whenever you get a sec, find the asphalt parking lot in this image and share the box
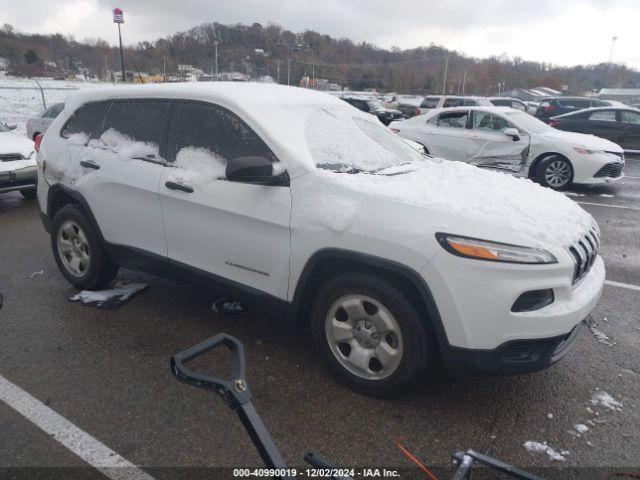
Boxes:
[1,160,639,479]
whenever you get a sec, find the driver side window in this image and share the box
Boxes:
[171,101,277,176]
[473,111,511,132]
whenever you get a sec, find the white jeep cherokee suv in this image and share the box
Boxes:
[36,83,605,395]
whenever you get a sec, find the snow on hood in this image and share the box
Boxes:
[316,158,595,249]
[0,132,35,158]
[538,129,622,152]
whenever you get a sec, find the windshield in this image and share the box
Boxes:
[306,108,425,173]
[505,111,552,134]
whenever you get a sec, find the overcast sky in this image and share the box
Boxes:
[2,0,639,69]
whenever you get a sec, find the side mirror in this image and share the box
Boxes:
[225,156,286,186]
[504,127,520,141]
[6,123,17,130]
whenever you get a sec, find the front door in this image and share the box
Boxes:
[466,110,530,172]
[159,100,291,299]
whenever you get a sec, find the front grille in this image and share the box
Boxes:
[594,159,624,178]
[0,153,25,162]
[568,226,600,284]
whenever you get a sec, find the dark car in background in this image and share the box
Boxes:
[550,107,640,151]
[535,96,610,123]
[341,96,403,125]
[395,102,421,118]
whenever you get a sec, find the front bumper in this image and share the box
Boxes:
[445,321,585,376]
[572,152,624,185]
[0,164,37,194]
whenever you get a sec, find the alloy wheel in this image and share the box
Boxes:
[325,294,403,380]
[57,220,91,277]
[544,159,571,188]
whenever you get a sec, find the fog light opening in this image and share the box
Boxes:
[511,289,554,313]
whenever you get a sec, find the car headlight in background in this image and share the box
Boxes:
[436,233,557,264]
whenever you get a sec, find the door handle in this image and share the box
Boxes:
[80,160,100,170]
[165,181,194,193]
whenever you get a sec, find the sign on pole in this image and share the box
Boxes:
[113,8,124,23]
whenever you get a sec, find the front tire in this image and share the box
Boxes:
[536,155,573,190]
[310,272,433,396]
[51,205,118,290]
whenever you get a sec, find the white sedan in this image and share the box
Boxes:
[0,121,37,198]
[390,106,625,189]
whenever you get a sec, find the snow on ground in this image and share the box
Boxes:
[590,391,623,411]
[523,441,568,461]
[0,76,106,136]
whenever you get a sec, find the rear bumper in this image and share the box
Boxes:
[443,321,585,376]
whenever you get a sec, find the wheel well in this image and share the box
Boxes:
[528,152,572,179]
[292,255,441,353]
[49,189,80,219]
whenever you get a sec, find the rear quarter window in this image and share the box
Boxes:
[60,101,110,139]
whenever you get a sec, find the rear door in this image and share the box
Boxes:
[159,100,291,299]
[619,110,640,150]
[422,110,470,161]
[72,99,170,258]
[466,110,530,172]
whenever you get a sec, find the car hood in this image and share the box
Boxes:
[0,132,35,158]
[318,157,595,249]
[537,129,623,152]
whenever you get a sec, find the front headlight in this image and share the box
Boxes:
[573,147,601,155]
[436,233,557,264]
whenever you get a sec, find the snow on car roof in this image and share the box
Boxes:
[64,82,354,175]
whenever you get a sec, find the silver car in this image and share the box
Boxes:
[26,103,64,140]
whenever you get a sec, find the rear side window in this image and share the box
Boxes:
[443,97,464,108]
[420,96,440,109]
[44,103,64,119]
[462,98,478,106]
[101,100,170,145]
[588,110,616,122]
[60,101,110,139]
[172,101,276,167]
[558,99,590,109]
[621,111,640,124]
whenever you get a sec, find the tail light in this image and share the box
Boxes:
[549,119,559,128]
[34,133,43,152]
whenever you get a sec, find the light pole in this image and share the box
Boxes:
[441,54,450,95]
[112,8,125,82]
[609,36,618,64]
[214,40,219,79]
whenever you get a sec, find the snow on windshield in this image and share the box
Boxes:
[305,108,424,172]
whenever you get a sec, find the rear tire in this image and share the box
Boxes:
[20,189,37,199]
[310,272,433,396]
[535,155,573,190]
[51,205,118,290]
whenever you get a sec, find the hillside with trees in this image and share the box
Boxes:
[1,21,638,95]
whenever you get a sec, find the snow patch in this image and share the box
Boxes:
[523,441,567,461]
[211,298,243,315]
[167,147,227,186]
[590,391,623,411]
[574,424,589,434]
